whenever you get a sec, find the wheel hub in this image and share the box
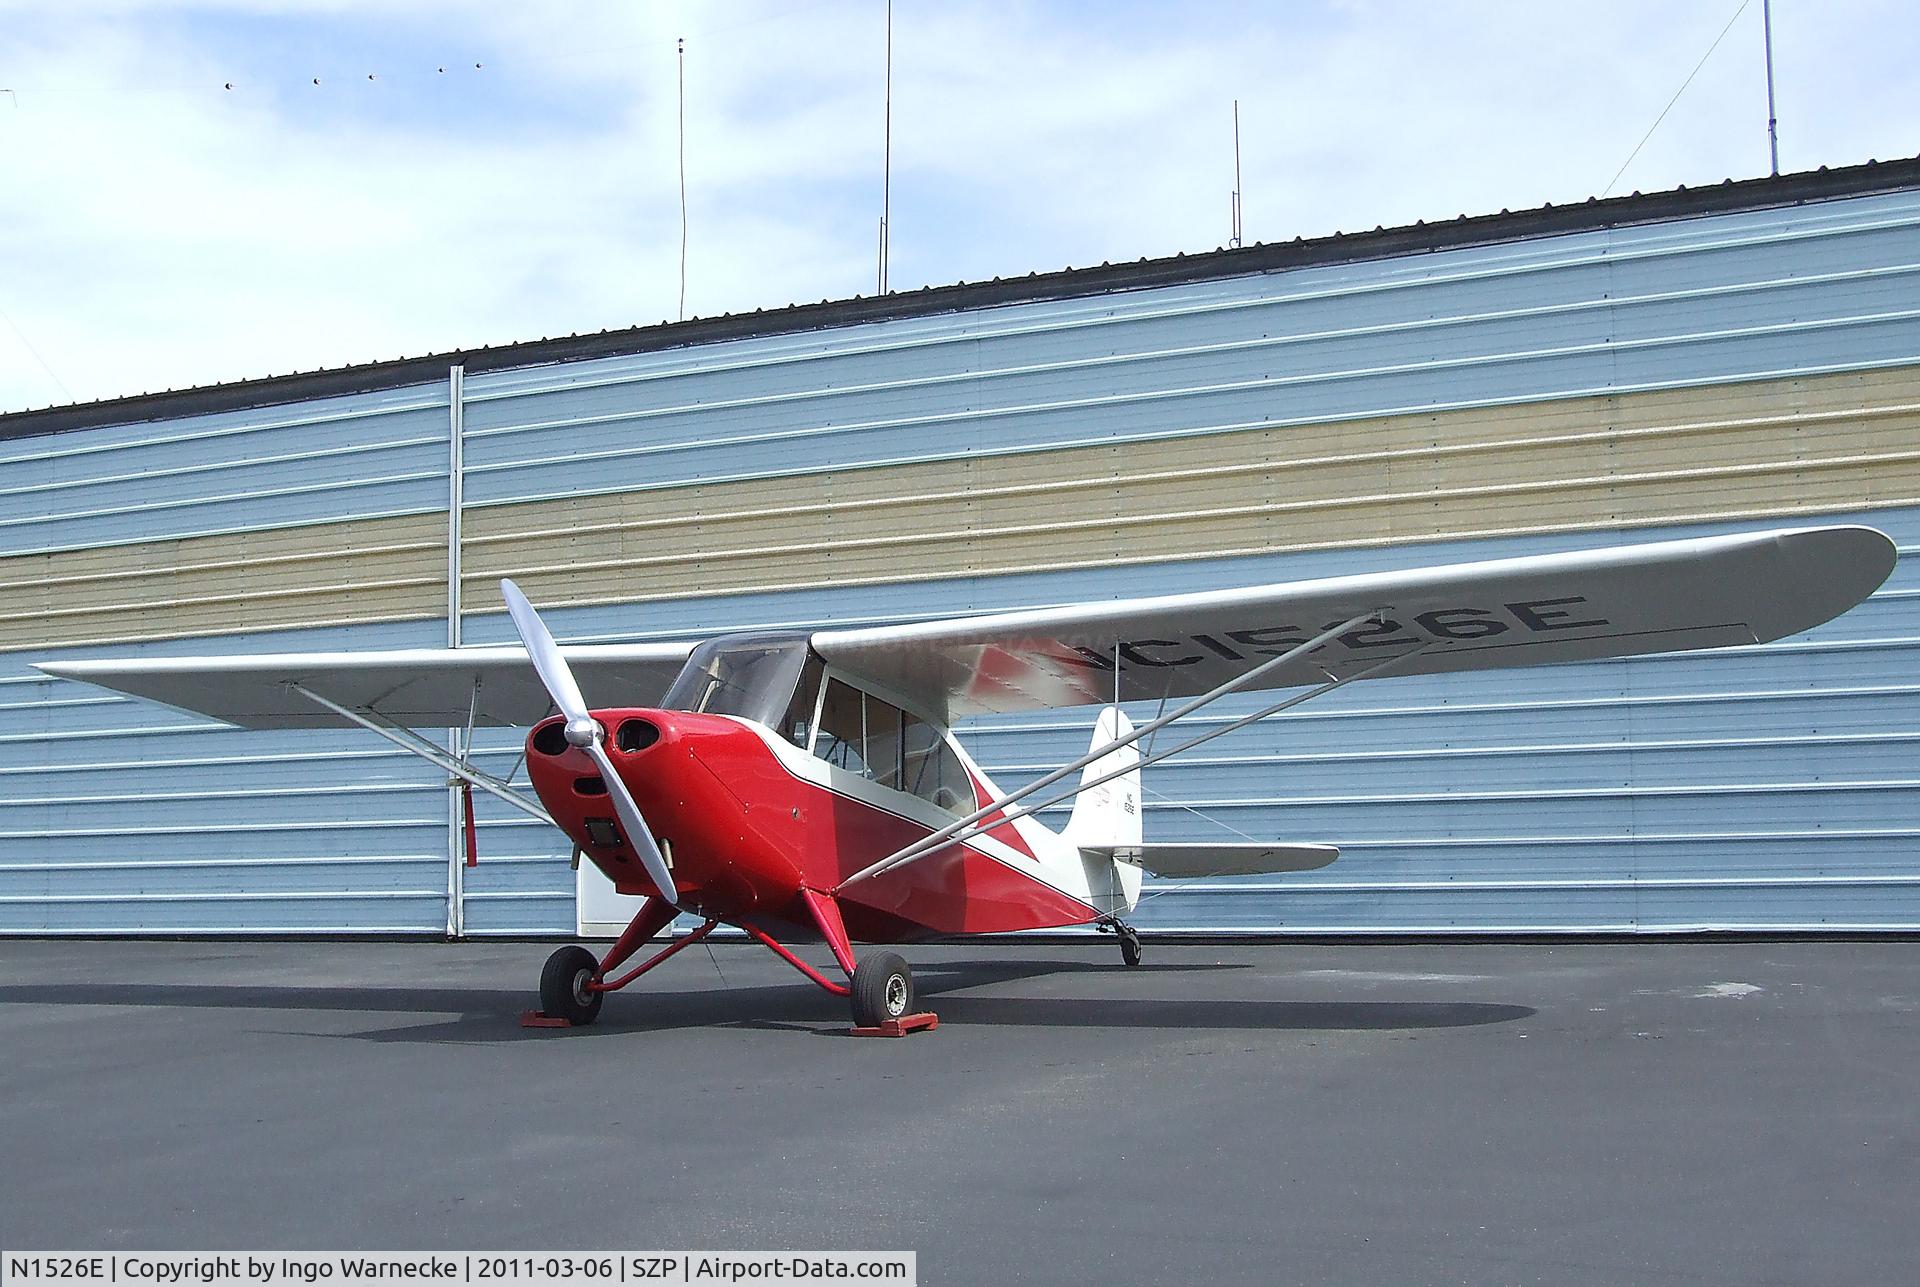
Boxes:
[884,974,908,1016]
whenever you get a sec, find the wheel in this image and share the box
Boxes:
[850,951,914,1027]
[540,945,604,1026]
[1118,925,1143,968]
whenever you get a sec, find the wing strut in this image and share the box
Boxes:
[289,683,555,825]
[834,610,1387,894]
[883,642,1431,872]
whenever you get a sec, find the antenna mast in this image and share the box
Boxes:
[1762,0,1780,175]
[1230,99,1244,248]
[677,36,689,321]
[879,0,893,294]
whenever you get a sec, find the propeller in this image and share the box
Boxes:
[500,578,679,906]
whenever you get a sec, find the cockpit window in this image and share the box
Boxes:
[866,701,903,791]
[902,710,972,815]
[811,673,971,816]
[661,633,815,730]
[664,641,962,812]
[813,677,869,774]
[779,655,824,748]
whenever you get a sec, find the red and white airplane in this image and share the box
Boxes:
[39,525,1895,1028]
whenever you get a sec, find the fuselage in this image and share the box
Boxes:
[525,706,1115,943]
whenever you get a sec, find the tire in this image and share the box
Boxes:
[850,951,914,1027]
[1119,927,1143,968]
[540,945,604,1026]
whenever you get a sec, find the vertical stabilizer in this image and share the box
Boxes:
[1064,707,1144,914]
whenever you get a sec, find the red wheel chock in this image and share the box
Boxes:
[520,1010,573,1028]
[850,1011,939,1038]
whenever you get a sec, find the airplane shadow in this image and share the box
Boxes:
[0,954,1534,1044]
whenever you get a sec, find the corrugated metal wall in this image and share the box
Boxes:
[0,381,457,932]
[3,179,1918,933]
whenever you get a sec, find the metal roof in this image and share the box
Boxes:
[6,153,1919,443]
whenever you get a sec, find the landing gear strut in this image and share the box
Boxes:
[750,893,934,1034]
[525,890,937,1035]
[528,896,713,1027]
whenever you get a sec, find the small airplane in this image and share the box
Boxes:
[37,524,1895,1029]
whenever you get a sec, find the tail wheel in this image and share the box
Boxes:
[1118,924,1143,968]
[540,945,604,1026]
[850,951,915,1027]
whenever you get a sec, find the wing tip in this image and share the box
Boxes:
[1758,524,1898,641]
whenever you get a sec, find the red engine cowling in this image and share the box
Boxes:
[523,709,808,919]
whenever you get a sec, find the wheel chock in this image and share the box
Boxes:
[520,1010,573,1028]
[850,1011,939,1037]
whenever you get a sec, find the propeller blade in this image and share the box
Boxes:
[500,578,591,732]
[586,740,678,905]
[500,578,680,905]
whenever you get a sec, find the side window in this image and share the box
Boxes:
[813,678,868,775]
[865,698,904,790]
[811,675,958,809]
[780,656,824,749]
[902,711,972,815]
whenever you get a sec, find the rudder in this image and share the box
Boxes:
[1064,707,1144,914]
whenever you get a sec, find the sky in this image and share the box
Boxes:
[1,0,1916,413]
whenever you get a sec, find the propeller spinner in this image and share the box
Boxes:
[499,579,679,906]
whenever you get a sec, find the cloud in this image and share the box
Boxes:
[1,1,1914,411]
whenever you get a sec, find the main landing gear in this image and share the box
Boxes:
[539,944,604,1026]
[850,951,915,1028]
[529,898,717,1028]
[526,890,933,1034]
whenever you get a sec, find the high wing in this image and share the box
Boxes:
[34,642,695,729]
[1089,843,1341,877]
[36,526,1895,731]
[813,526,1897,717]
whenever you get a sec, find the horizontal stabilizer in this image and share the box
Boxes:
[1088,842,1339,877]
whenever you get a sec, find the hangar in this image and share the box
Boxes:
[3,157,1918,936]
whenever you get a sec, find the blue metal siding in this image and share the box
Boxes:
[0,621,451,937]
[0,382,447,555]
[456,192,1920,508]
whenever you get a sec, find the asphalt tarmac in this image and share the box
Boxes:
[1,938,1915,1286]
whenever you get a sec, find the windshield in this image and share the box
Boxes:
[660,633,817,732]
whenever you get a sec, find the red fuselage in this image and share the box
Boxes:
[524,709,1098,943]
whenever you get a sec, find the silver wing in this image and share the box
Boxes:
[812,526,1896,717]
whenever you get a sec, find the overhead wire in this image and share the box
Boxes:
[1602,0,1754,198]
[0,303,74,401]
